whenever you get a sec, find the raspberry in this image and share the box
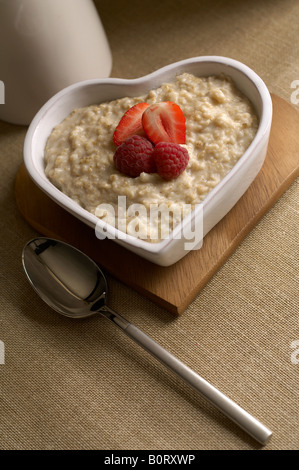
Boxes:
[113,135,155,177]
[153,142,189,180]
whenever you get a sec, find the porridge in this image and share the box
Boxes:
[44,73,258,241]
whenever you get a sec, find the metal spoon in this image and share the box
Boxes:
[22,237,272,445]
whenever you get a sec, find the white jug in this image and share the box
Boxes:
[0,0,112,125]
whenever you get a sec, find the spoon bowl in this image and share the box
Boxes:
[22,238,107,318]
[22,237,272,445]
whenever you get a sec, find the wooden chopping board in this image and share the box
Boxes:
[15,94,299,314]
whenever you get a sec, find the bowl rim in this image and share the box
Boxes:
[23,55,272,255]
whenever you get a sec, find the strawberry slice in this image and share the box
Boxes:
[113,102,150,146]
[142,101,186,145]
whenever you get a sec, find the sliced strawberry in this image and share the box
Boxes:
[142,101,186,145]
[113,102,150,146]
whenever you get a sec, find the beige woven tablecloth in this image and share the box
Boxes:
[0,0,298,450]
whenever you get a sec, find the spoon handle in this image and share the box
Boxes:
[103,308,272,445]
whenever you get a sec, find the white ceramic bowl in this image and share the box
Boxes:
[23,56,272,266]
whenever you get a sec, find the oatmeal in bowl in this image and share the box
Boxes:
[24,57,272,266]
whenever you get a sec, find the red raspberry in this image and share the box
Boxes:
[113,135,155,177]
[153,142,189,180]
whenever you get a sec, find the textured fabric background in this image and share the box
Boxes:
[0,0,298,450]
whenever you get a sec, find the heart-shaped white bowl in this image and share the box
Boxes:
[24,56,272,266]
